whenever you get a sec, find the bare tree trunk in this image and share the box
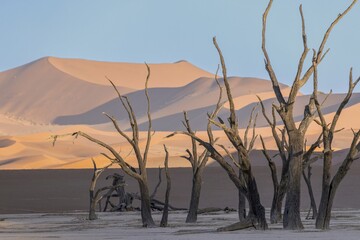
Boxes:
[160,145,171,227]
[317,172,347,229]
[316,132,360,229]
[186,170,203,223]
[88,159,113,220]
[89,190,98,220]
[272,193,282,223]
[237,168,246,221]
[261,139,281,224]
[316,144,332,228]
[238,188,246,221]
[303,165,317,219]
[316,173,341,229]
[269,182,279,224]
[245,170,267,229]
[273,172,288,223]
[283,137,304,230]
[138,179,155,227]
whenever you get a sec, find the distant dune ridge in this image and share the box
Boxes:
[0,57,133,123]
[48,57,214,89]
[0,56,359,169]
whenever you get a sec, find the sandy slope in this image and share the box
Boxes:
[54,77,290,127]
[49,57,214,88]
[0,57,212,124]
[0,117,357,170]
[1,94,360,169]
[0,57,133,123]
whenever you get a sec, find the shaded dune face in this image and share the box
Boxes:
[54,76,290,127]
[0,138,15,148]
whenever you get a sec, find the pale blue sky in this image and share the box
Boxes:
[0,0,359,93]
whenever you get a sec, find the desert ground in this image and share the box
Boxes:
[1,210,360,240]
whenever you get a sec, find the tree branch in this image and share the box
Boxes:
[143,63,152,166]
[262,0,286,105]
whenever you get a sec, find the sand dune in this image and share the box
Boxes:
[243,92,360,128]
[48,57,214,89]
[54,77,290,127]
[0,57,133,123]
[0,57,360,170]
[134,91,360,131]
[0,119,355,170]
[0,57,213,124]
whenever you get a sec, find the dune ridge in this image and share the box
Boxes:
[0,57,134,123]
[48,57,214,88]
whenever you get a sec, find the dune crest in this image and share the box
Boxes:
[48,56,214,88]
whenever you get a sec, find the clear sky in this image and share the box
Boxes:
[0,0,359,93]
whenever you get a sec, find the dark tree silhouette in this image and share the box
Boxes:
[53,64,160,227]
[168,37,267,230]
[261,0,357,229]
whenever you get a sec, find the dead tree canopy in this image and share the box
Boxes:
[168,37,268,230]
[52,63,158,227]
[314,61,360,229]
[183,66,222,224]
[259,97,322,224]
[102,173,134,212]
[261,0,358,230]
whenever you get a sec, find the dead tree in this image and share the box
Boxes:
[150,167,163,199]
[258,98,321,223]
[260,134,286,224]
[53,64,157,227]
[181,68,223,223]
[89,159,117,220]
[160,145,171,227]
[168,37,267,230]
[258,101,289,224]
[302,138,322,220]
[181,111,210,223]
[261,0,357,229]
[211,38,266,229]
[126,163,182,213]
[313,62,360,229]
[302,164,317,220]
[103,173,132,212]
